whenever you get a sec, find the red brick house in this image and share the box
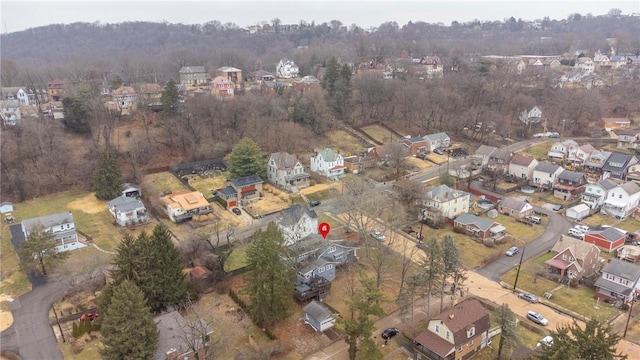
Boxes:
[584,227,626,253]
[343,155,375,173]
[453,213,505,240]
[399,136,427,156]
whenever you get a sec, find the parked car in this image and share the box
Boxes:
[403,226,416,234]
[525,215,542,224]
[381,327,399,339]
[537,335,554,347]
[309,200,321,207]
[574,225,590,233]
[370,231,386,241]
[567,228,585,240]
[552,204,565,211]
[518,293,538,303]
[506,246,519,257]
[527,310,549,326]
[232,208,242,215]
[433,148,444,155]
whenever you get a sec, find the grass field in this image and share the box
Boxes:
[0,222,31,296]
[517,142,551,160]
[184,171,229,196]
[406,157,433,170]
[325,130,367,156]
[425,153,448,164]
[141,172,190,196]
[361,124,397,144]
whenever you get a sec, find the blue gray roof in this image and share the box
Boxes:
[230,175,263,187]
[107,196,145,212]
[558,170,585,182]
[619,182,640,196]
[22,212,74,233]
[454,213,496,231]
[534,162,561,174]
[601,258,640,281]
[603,153,635,171]
[424,132,449,141]
[179,66,206,73]
[278,204,317,226]
[589,227,625,242]
[425,185,468,202]
[315,148,341,162]
[303,301,335,323]
[595,179,617,191]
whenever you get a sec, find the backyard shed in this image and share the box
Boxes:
[566,203,590,220]
[303,301,337,332]
[0,202,13,214]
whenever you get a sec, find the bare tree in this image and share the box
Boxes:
[385,141,408,181]
[394,179,425,217]
[178,300,219,360]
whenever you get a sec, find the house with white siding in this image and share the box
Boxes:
[267,152,310,192]
[21,212,85,252]
[531,163,563,190]
[310,148,345,180]
[508,154,538,179]
[603,182,640,219]
[424,133,451,152]
[421,184,470,223]
[582,179,617,210]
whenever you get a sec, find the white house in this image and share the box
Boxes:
[0,100,21,126]
[547,139,579,161]
[303,301,337,332]
[107,196,150,226]
[421,184,471,222]
[575,57,595,74]
[310,148,345,180]
[595,259,640,303]
[267,152,310,192]
[473,145,497,167]
[508,154,538,179]
[518,106,542,125]
[112,86,138,111]
[21,212,86,253]
[276,205,318,246]
[276,58,300,79]
[603,182,640,219]
[424,132,451,152]
[566,203,590,221]
[497,197,533,218]
[531,163,564,189]
[582,179,617,210]
[575,144,596,165]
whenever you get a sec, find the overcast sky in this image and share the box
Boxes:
[1,0,639,34]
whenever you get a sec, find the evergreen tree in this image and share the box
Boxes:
[94,150,122,200]
[62,97,91,133]
[335,274,385,360]
[100,280,158,360]
[227,137,267,179]
[538,319,627,360]
[322,57,340,96]
[439,235,465,312]
[18,223,69,276]
[161,79,179,118]
[244,222,295,325]
[495,304,518,359]
[418,237,443,320]
[109,74,123,90]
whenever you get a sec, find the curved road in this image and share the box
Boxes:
[0,281,69,360]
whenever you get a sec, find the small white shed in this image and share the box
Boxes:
[566,203,590,220]
[0,202,13,214]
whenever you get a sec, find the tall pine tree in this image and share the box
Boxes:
[227,137,266,179]
[18,223,69,276]
[244,222,295,325]
[161,79,179,118]
[94,150,122,200]
[100,280,158,360]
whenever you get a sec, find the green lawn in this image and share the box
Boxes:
[501,253,620,323]
[185,171,229,196]
[141,172,190,196]
[225,243,249,272]
[289,194,306,205]
[305,189,338,202]
[0,222,31,296]
[517,142,551,160]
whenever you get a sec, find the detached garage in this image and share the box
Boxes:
[566,203,590,221]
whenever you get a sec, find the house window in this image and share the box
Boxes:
[329,246,337,253]
[562,254,567,261]
[435,325,440,333]
[469,340,474,346]
[467,327,475,338]
[446,331,450,340]
[457,345,463,352]
[327,264,332,270]
[320,266,325,272]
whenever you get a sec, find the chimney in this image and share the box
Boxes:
[449,313,455,320]
[166,349,179,360]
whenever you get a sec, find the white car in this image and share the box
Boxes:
[369,231,386,241]
[537,335,554,347]
[573,225,590,233]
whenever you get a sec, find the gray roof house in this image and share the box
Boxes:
[303,301,338,332]
[267,152,310,192]
[488,148,513,173]
[595,259,640,303]
[584,150,612,171]
[310,148,346,179]
[21,212,86,252]
[0,201,13,214]
[277,204,318,246]
[473,145,498,167]
[454,213,505,240]
[154,311,212,360]
[179,66,209,87]
[554,170,588,201]
[531,162,563,189]
[423,132,451,152]
[497,197,533,218]
[602,153,638,180]
[295,239,358,288]
[107,196,150,226]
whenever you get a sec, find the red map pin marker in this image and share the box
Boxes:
[318,222,331,239]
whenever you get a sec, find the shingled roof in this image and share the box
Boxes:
[270,152,300,170]
[278,204,317,227]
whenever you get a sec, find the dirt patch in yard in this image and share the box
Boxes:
[300,183,342,196]
[67,193,106,214]
[361,124,396,144]
[141,172,190,196]
[325,130,367,156]
[425,153,448,164]
[0,299,13,332]
[406,157,432,170]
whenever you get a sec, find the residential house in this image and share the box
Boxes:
[600,117,631,131]
[276,58,300,78]
[610,55,627,69]
[531,163,563,190]
[582,179,617,209]
[584,149,612,173]
[487,148,513,174]
[547,139,579,161]
[47,79,66,101]
[100,71,129,96]
[453,213,505,240]
[554,170,587,200]
[424,133,451,152]
[585,227,626,253]
[276,205,318,246]
[179,66,209,87]
[602,153,638,180]
[518,106,543,125]
[267,152,310,192]
[367,142,409,163]
[575,57,595,73]
[575,144,596,165]
[107,196,150,226]
[625,163,640,182]
[216,66,243,85]
[303,301,338,332]
[296,241,358,285]
[0,100,21,126]
[472,145,497,167]
[214,175,264,209]
[137,83,163,108]
[421,185,471,223]
[0,86,42,106]
[412,55,444,79]
[310,148,346,180]
[210,76,235,98]
[154,311,212,360]
[508,154,538,180]
[413,299,490,360]
[615,129,640,150]
[543,59,562,68]
[112,86,138,112]
[247,69,275,83]
[545,235,601,281]
[293,76,322,91]
[343,155,375,174]
[594,259,640,303]
[400,136,428,156]
[260,80,292,96]
[497,197,533,218]
[160,191,212,223]
[603,181,640,219]
[593,51,611,69]
[21,212,85,252]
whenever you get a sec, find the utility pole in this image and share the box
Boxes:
[624,298,635,338]
[513,246,526,291]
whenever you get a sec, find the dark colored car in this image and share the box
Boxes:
[232,208,242,215]
[381,327,399,339]
[433,148,444,155]
[309,200,321,207]
[552,204,565,211]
